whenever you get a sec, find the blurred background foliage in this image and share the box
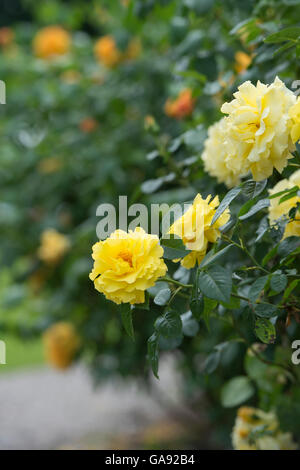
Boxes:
[0,0,300,449]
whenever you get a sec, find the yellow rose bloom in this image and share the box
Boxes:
[43,322,80,370]
[232,406,297,450]
[221,77,295,181]
[33,26,70,59]
[89,227,167,305]
[268,169,300,239]
[202,118,241,188]
[38,229,70,264]
[289,97,300,143]
[234,51,252,74]
[168,193,230,269]
[94,35,122,67]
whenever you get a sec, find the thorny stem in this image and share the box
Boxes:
[159,277,193,289]
[222,234,270,274]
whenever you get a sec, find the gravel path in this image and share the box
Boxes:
[0,358,181,450]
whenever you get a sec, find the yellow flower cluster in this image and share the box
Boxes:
[164,88,195,120]
[43,322,80,370]
[94,35,141,68]
[89,227,167,305]
[33,26,70,59]
[269,169,300,239]
[203,77,298,186]
[232,406,297,450]
[38,229,70,265]
[168,193,230,269]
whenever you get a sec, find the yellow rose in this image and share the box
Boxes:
[168,193,230,269]
[232,406,297,450]
[289,97,300,143]
[234,51,252,74]
[33,26,70,59]
[89,227,167,305]
[202,118,241,188]
[221,77,296,181]
[268,169,300,239]
[43,322,80,370]
[94,35,122,67]
[38,229,70,264]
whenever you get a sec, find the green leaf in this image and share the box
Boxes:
[282,280,299,301]
[120,303,134,340]
[155,310,182,338]
[199,266,232,303]
[211,187,241,226]
[221,376,255,408]
[254,318,276,344]
[278,236,300,258]
[279,188,299,204]
[147,333,159,379]
[254,303,278,318]
[255,217,269,242]
[270,273,288,293]
[239,198,270,220]
[203,351,221,374]
[242,179,267,199]
[203,297,218,330]
[262,245,278,266]
[265,27,300,44]
[268,186,299,200]
[161,234,190,260]
[181,311,199,337]
[248,275,269,302]
[199,244,233,268]
[190,270,204,320]
[154,288,171,306]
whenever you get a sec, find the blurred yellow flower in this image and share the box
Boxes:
[0,27,14,47]
[43,322,80,370]
[232,406,297,450]
[202,118,241,188]
[234,51,252,74]
[289,97,300,143]
[168,193,230,269]
[164,88,195,120]
[89,227,167,304]
[38,157,62,174]
[33,26,71,59]
[221,77,295,181]
[268,169,300,239]
[38,229,70,265]
[94,35,122,67]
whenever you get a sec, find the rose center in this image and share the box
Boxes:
[118,250,133,267]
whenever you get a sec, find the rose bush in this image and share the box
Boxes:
[1,0,300,450]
